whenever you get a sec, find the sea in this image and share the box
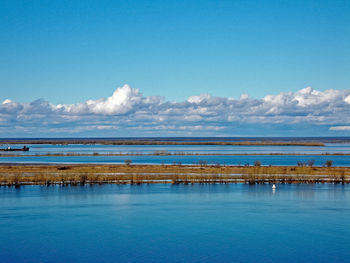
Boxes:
[0,137,350,166]
[0,137,350,262]
[0,184,349,263]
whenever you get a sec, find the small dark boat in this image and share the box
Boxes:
[0,146,29,151]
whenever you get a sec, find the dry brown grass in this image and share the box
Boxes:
[0,164,349,186]
[2,152,350,158]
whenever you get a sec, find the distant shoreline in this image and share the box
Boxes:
[1,164,349,186]
[0,139,326,146]
[1,152,350,157]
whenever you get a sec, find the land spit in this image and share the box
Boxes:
[1,152,349,157]
[0,164,349,186]
[0,139,325,146]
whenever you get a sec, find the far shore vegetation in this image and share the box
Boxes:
[1,164,349,186]
[0,139,326,146]
[1,152,350,158]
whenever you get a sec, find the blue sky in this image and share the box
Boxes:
[0,0,349,137]
[1,0,349,103]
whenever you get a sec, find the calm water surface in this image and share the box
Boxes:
[1,143,350,166]
[1,184,349,263]
[1,154,349,166]
[2,143,350,155]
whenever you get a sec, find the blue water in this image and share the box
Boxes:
[1,141,349,167]
[1,184,349,263]
[1,137,350,167]
[2,136,350,143]
[0,154,349,166]
[1,143,350,155]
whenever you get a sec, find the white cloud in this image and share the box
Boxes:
[0,84,349,135]
[345,95,350,104]
[239,93,249,100]
[187,94,211,104]
[2,99,12,104]
[329,126,350,131]
[57,84,142,115]
[87,84,141,115]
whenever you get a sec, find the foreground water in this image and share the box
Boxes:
[1,184,349,263]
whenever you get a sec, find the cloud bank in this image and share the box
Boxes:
[329,126,350,131]
[1,85,349,136]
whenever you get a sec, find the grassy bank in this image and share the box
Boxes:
[0,164,349,186]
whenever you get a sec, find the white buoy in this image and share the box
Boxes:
[272,184,276,189]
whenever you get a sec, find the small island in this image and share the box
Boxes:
[1,163,349,186]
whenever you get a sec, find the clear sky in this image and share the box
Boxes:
[0,0,349,137]
[1,0,349,104]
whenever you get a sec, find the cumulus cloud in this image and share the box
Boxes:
[345,95,350,104]
[0,84,349,136]
[329,126,350,131]
[54,85,143,115]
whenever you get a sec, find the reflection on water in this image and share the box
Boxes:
[0,184,349,263]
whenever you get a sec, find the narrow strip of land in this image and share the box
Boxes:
[1,164,349,186]
[0,139,325,146]
[1,152,350,158]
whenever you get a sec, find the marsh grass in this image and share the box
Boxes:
[0,164,349,186]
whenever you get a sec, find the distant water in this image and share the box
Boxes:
[0,153,349,166]
[2,143,350,155]
[1,184,349,263]
[1,136,350,143]
[0,138,350,166]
